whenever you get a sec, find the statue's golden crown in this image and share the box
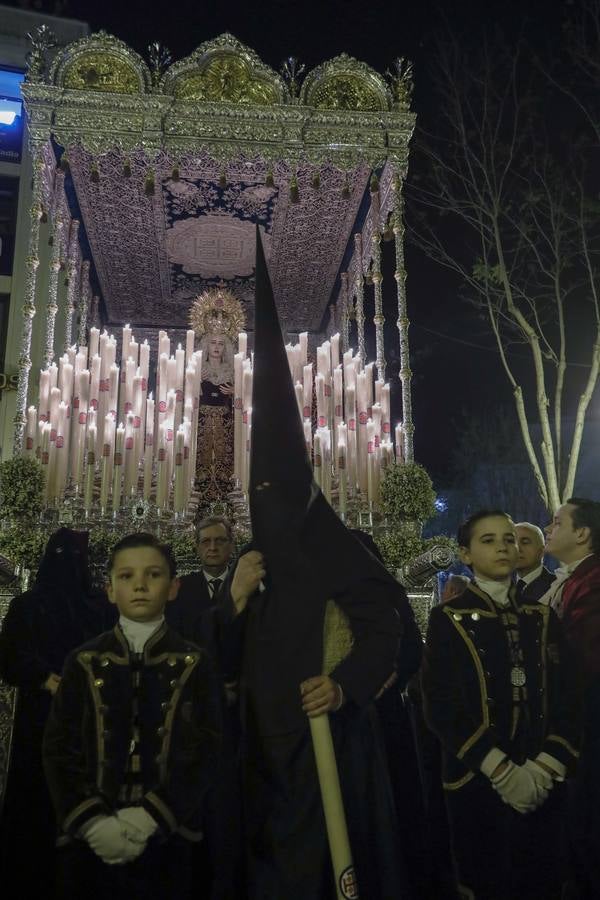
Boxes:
[189,285,246,340]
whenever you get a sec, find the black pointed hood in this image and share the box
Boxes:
[249,227,396,599]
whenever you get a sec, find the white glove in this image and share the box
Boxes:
[116,806,158,845]
[523,758,554,803]
[81,815,144,865]
[490,761,547,814]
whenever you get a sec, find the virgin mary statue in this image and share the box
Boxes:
[189,287,245,506]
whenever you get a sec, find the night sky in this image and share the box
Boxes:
[8,0,589,485]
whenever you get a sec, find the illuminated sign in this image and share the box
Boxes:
[0,69,24,164]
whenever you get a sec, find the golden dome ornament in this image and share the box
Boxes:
[189,286,246,341]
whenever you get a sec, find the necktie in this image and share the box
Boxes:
[516,579,527,601]
[209,578,223,599]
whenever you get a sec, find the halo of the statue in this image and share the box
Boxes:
[189,284,246,340]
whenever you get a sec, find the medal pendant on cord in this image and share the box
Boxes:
[510,666,526,687]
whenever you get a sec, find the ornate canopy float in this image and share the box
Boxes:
[14,27,416,528]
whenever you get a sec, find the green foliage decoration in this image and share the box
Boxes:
[0,524,46,572]
[0,455,45,522]
[377,524,425,572]
[380,462,436,524]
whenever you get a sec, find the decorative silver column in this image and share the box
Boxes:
[45,172,67,366]
[63,219,80,352]
[340,271,350,353]
[13,149,45,454]
[392,175,414,462]
[353,233,366,367]
[77,260,91,347]
[370,188,386,382]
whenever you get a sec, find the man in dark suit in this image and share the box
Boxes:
[544,497,600,899]
[165,515,234,645]
[515,522,555,604]
[163,515,239,898]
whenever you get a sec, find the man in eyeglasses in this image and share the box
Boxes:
[166,516,235,643]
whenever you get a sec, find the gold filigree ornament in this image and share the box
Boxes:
[189,286,245,340]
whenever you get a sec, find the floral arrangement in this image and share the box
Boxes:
[380,462,436,524]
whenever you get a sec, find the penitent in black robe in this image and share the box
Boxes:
[0,528,115,898]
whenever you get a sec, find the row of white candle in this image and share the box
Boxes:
[25,324,207,514]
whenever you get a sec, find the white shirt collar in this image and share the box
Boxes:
[474,576,512,607]
[519,564,544,586]
[119,615,164,653]
[203,568,227,583]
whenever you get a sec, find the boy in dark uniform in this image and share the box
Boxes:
[421,510,580,900]
[43,533,223,900]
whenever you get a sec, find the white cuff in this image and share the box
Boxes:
[536,752,566,781]
[480,747,508,778]
[332,682,345,712]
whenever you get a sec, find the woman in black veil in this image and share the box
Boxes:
[0,528,115,897]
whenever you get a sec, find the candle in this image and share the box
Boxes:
[319,427,332,503]
[83,423,97,512]
[123,412,136,498]
[244,407,252,495]
[49,386,61,444]
[165,355,176,394]
[294,381,303,422]
[156,423,167,508]
[112,422,125,511]
[238,332,248,359]
[303,363,313,420]
[302,419,312,458]
[337,423,348,517]
[366,419,375,505]
[185,329,195,366]
[330,333,340,370]
[174,427,185,513]
[38,369,50,422]
[183,401,193,502]
[143,394,154,500]
[59,359,73,411]
[159,330,170,359]
[158,353,168,426]
[233,353,244,482]
[140,340,150,381]
[313,432,322,489]
[53,401,68,500]
[345,384,357,495]
[108,364,119,419]
[175,344,185,432]
[99,330,108,371]
[129,340,139,367]
[365,363,374,418]
[40,422,51,499]
[316,374,327,428]
[89,354,101,413]
[89,326,100,359]
[372,402,382,449]
[356,371,368,495]
[48,361,58,390]
[100,415,115,512]
[73,369,90,490]
[25,406,37,455]
[381,383,391,439]
[122,323,132,362]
